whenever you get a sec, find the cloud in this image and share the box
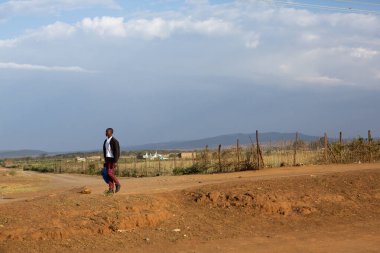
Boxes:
[301,33,320,42]
[80,16,126,37]
[275,45,379,88]
[304,46,379,60]
[0,21,76,47]
[296,75,343,85]
[279,64,291,74]
[277,8,319,27]
[0,16,238,46]
[350,47,378,59]
[0,38,18,48]
[278,63,345,86]
[35,21,77,39]
[0,62,90,73]
[0,1,379,89]
[0,0,121,19]
[79,16,236,39]
[245,32,260,48]
[186,0,209,5]
[325,13,380,32]
[374,70,380,79]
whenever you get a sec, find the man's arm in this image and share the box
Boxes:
[114,139,120,163]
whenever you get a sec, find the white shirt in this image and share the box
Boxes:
[105,136,114,158]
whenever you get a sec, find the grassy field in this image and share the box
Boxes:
[2,149,318,177]
[2,136,377,177]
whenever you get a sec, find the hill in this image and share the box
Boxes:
[125,132,321,150]
[0,149,48,159]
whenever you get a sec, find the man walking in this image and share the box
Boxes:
[103,128,121,194]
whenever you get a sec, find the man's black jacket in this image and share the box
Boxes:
[103,137,120,163]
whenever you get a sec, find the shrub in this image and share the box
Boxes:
[5,165,17,169]
[172,163,208,175]
[39,167,54,173]
[87,164,96,175]
[30,166,54,173]
[9,170,17,176]
[238,160,257,171]
[317,138,380,163]
[120,169,137,177]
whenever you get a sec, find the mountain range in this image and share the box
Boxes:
[0,149,48,159]
[0,132,333,158]
[125,132,322,151]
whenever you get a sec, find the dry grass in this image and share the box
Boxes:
[7,138,380,177]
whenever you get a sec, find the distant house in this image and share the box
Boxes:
[3,160,14,168]
[179,152,196,159]
[86,156,101,161]
[142,152,168,160]
[76,157,86,162]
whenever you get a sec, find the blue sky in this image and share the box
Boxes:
[0,0,380,151]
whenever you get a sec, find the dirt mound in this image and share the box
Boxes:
[185,169,380,219]
[0,191,171,241]
[189,190,316,216]
[78,186,92,194]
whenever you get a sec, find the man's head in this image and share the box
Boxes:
[105,128,113,138]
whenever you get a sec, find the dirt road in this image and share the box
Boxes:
[0,163,380,252]
[3,162,380,199]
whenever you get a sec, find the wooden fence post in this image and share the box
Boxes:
[368,130,372,163]
[84,154,87,174]
[158,158,161,175]
[204,145,209,164]
[256,130,264,169]
[249,136,255,165]
[218,144,222,172]
[324,132,328,163]
[145,158,147,176]
[339,131,343,163]
[180,156,183,170]
[133,157,136,173]
[236,139,240,170]
[256,131,260,168]
[293,132,298,166]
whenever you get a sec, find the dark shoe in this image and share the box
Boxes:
[115,184,121,193]
[105,189,114,195]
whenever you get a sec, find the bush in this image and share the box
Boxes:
[87,164,96,175]
[120,169,138,177]
[39,167,54,173]
[22,164,54,173]
[30,166,54,173]
[9,170,17,176]
[23,165,32,171]
[172,163,208,175]
[317,138,380,164]
[5,165,18,169]
[238,160,257,171]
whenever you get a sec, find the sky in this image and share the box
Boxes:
[0,0,380,152]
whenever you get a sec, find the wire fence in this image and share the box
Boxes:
[4,130,380,177]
